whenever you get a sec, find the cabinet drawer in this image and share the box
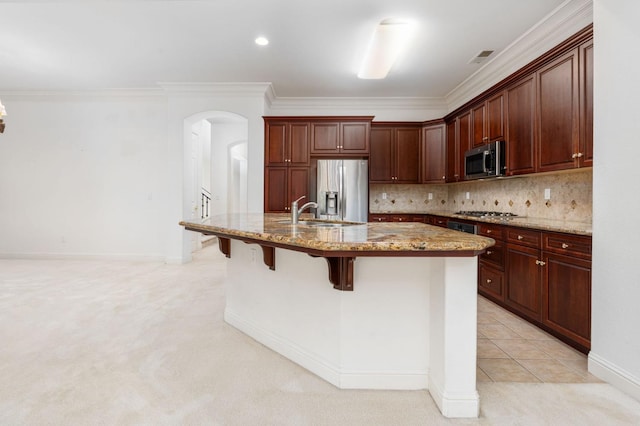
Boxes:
[427,215,449,228]
[478,223,504,240]
[507,228,541,248]
[479,264,504,300]
[480,241,505,269]
[543,232,591,259]
[369,214,390,222]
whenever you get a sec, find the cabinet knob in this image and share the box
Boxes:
[486,250,493,255]
[442,176,446,180]
[517,235,524,240]
[487,229,492,234]
[483,136,489,141]
[535,260,546,266]
[561,243,570,249]
[577,152,584,158]
[486,279,492,284]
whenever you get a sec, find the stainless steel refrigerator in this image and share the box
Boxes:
[315,159,368,222]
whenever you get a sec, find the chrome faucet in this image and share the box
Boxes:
[291,195,318,224]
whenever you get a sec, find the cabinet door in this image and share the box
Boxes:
[479,263,504,302]
[506,244,542,321]
[487,92,505,142]
[506,75,536,176]
[289,122,310,166]
[264,167,288,212]
[310,122,340,154]
[458,111,471,178]
[341,122,370,154]
[288,167,310,208]
[537,48,579,172]
[370,128,394,183]
[445,120,459,182]
[395,127,420,183]
[471,103,486,147]
[542,252,591,349]
[265,122,288,166]
[422,124,446,183]
[579,40,593,168]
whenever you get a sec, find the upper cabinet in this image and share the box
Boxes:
[422,121,446,183]
[264,119,310,166]
[579,39,593,168]
[471,92,505,147]
[505,74,536,176]
[370,123,421,183]
[310,118,372,156]
[536,48,580,172]
[445,26,593,179]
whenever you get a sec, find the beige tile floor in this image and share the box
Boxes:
[477,295,602,384]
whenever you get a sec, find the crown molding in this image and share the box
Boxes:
[0,88,165,100]
[157,82,273,98]
[446,0,593,112]
[269,96,447,111]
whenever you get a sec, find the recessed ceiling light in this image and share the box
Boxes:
[358,18,414,79]
[255,36,269,46]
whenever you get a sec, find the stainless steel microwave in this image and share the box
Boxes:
[464,140,506,180]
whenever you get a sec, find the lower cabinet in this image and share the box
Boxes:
[478,222,592,353]
[369,213,425,223]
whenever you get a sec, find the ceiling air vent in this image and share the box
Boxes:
[469,50,495,64]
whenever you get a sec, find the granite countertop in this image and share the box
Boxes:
[180,213,495,255]
[426,211,592,236]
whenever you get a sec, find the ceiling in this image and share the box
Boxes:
[0,0,568,97]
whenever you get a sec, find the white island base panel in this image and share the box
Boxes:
[223,240,479,418]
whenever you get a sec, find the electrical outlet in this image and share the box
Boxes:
[428,193,433,200]
[466,192,470,200]
[382,192,387,200]
[544,188,551,200]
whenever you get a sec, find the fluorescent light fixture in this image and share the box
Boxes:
[358,18,413,79]
[255,36,269,46]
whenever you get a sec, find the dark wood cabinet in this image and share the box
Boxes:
[478,223,506,302]
[369,214,425,223]
[425,215,449,228]
[310,119,371,155]
[506,241,543,321]
[579,40,593,168]
[471,92,505,147]
[446,112,471,183]
[479,263,504,301]
[505,74,536,176]
[445,120,460,182]
[264,167,310,213]
[542,252,591,349]
[536,48,580,172]
[422,122,446,183]
[370,124,421,184]
[265,120,310,166]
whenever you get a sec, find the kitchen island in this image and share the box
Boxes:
[180,214,494,418]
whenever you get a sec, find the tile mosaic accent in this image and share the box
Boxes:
[370,169,592,223]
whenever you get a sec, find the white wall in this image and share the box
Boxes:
[0,93,168,260]
[589,0,640,399]
[210,121,247,216]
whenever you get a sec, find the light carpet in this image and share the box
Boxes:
[1,246,639,425]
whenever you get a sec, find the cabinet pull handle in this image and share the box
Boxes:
[562,243,569,249]
[487,229,492,234]
[577,152,584,158]
[486,279,492,284]
[517,235,524,240]
[486,250,493,255]
[572,153,578,159]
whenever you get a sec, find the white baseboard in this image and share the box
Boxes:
[589,352,640,401]
[0,252,166,262]
[428,375,480,418]
[225,308,428,390]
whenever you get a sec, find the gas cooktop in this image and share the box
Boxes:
[455,210,519,218]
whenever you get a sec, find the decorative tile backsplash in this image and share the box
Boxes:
[370,168,592,222]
